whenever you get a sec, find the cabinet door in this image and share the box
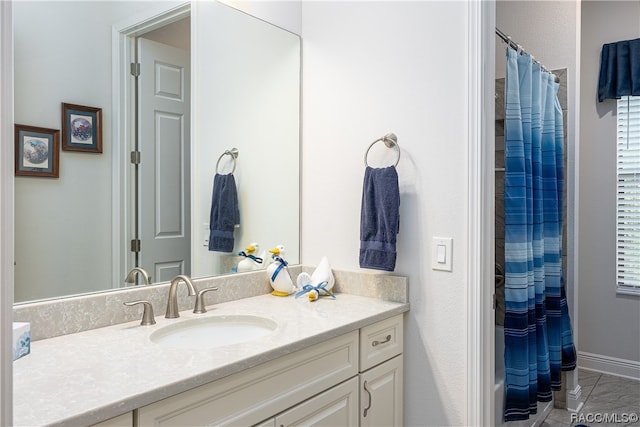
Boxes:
[275,377,359,427]
[360,355,403,427]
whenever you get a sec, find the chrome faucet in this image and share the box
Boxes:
[124,267,152,286]
[165,275,197,318]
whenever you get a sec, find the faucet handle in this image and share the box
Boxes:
[124,300,156,325]
[193,287,219,314]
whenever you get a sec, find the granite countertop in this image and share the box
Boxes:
[13,293,409,427]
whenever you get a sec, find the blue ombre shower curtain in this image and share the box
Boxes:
[503,48,577,422]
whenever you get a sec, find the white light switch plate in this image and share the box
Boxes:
[432,237,453,271]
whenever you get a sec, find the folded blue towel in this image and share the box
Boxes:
[208,173,240,252]
[359,166,400,271]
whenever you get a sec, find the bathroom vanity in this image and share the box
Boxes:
[136,314,403,427]
[13,279,408,427]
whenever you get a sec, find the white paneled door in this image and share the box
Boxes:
[138,38,190,282]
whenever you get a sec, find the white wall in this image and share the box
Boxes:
[301,2,469,425]
[579,1,640,371]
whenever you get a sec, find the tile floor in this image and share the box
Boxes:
[542,369,640,427]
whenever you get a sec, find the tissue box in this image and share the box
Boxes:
[13,322,30,361]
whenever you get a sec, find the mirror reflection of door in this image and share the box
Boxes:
[133,21,191,283]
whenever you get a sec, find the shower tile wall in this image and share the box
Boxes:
[495,69,568,326]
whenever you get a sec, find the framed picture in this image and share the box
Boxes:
[61,103,102,153]
[14,124,60,178]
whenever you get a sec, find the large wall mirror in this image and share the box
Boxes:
[13,0,300,303]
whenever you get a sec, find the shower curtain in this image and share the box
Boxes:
[503,48,577,422]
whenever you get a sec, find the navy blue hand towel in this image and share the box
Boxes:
[208,173,240,252]
[359,166,400,271]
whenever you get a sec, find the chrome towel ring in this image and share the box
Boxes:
[216,148,239,174]
[364,133,400,167]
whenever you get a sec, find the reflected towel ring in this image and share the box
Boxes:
[364,133,400,167]
[216,148,239,174]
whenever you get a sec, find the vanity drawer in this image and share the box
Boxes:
[359,314,403,371]
[137,331,359,427]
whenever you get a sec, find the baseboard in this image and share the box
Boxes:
[566,384,583,413]
[578,351,640,380]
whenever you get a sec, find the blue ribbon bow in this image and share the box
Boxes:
[238,251,263,264]
[295,281,336,299]
[271,256,289,282]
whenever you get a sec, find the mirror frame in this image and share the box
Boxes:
[1,1,14,423]
[11,0,301,304]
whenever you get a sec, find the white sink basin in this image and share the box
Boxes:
[150,315,277,350]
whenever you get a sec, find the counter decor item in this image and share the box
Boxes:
[13,322,31,360]
[236,242,265,272]
[267,245,296,296]
[295,281,335,302]
[295,256,336,302]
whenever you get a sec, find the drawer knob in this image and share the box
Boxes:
[372,334,391,347]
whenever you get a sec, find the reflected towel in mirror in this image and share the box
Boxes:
[209,173,240,252]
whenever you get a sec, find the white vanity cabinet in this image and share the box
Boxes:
[136,315,404,427]
[358,314,404,427]
[271,314,404,427]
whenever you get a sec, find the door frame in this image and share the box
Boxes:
[111,2,191,286]
[469,2,583,424]
[467,1,496,425]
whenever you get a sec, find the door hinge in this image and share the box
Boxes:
[492,293,496,310]
[130,239,141,253]
[130,62,140,77]
[130,151,141,165]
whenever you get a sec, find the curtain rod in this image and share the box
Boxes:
[495,27,559,83]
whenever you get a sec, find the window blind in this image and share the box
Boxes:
[617,95,640,294]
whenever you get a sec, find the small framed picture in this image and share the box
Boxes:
[61,103,102,153]
[14,124,60,178]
